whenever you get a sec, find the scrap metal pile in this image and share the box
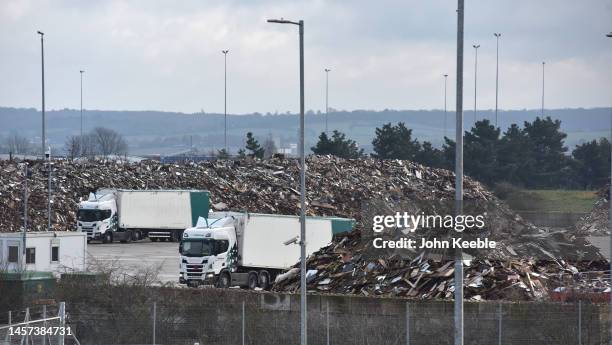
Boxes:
[0,156,607,300]
[576,184,610,235]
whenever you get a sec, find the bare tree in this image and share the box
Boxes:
[64,135,82,160]
[91,127,128,157]
[4,133,31,155]
[262,134,278,159]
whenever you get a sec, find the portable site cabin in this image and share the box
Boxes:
[0,232,86,275]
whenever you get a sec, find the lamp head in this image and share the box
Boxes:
[37,31,44,36]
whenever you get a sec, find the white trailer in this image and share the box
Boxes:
[77,189,209,243]
[179,212,355,289]
[0,232,86,276]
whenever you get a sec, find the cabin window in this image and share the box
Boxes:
[216,240,229,254]
[51,246,59,262]
[26,247,36,264]
[8,246,19,263]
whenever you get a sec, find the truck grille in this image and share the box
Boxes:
[186,263,207,278]
[81,227,94,238]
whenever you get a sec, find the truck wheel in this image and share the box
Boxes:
[248,272,259,290]
[217,272,231,288]
[132,231,142,242]
[120,231,132,243]
[103,232,113,244]
[258,271,271,290]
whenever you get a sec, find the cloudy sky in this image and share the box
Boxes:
[1,0,611,114]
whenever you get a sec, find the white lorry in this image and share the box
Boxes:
[77,189,210,243]
[178,211,355,289]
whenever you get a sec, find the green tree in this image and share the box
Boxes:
[463,119,501,185]
[311,130,364,159]
[414,141,445,168]
[371,122,420,160]
[572,138,610,189]
[497,124,531,185]
[245,132,264,159]
[522,116,569,187]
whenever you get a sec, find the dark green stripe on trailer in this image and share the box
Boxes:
[190,191,210,226]
[331,218,356,235]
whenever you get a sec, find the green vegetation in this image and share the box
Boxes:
[366,117,610,190]
[499,188,597,213]
[312,130,364,158]
[245,132,264,159]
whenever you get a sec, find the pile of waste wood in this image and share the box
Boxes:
[1,156,607,300]
[0,156,502,232]
[272,228,609,301]
[576,185,610,235]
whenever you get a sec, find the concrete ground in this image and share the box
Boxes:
[87,240,180,284]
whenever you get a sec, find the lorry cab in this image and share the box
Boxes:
[77,190,118,243]
[179,216,237,287]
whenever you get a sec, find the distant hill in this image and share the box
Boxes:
[0,107,610,155]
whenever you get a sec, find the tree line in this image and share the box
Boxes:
[0,126,129,160]
[310,117,610,190]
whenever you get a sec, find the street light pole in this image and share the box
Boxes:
[444,74,448,138]
[605,31,611,345]
[541,61,545,116]
[22,163,29,270]
[47,146,51,232]
[494,33,501,127]
[267,18,306,345]
[80,70,84,140]
[455,1,465,345]
[472,44,480,125]
[324,68,330,133]
[37,31,46,157]
[222,50,229,153]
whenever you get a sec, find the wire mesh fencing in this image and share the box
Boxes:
[2,297,610,345]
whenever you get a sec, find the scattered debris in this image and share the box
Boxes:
[576,185,610,235]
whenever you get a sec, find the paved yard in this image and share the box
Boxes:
[87,240,179,283]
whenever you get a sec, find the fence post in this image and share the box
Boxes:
[152,302,156,345]
[7,311,11,345]
[59,302,65,345]
[406,301,410,345]
[326,300,330,345]
[24,307,30,345]
[498,302,502,345]
[43,305,47,345]
[242,300,245,345]
[578,300,582,345]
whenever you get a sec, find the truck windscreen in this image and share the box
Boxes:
[180,239,213,257]
[78,209,111,222]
